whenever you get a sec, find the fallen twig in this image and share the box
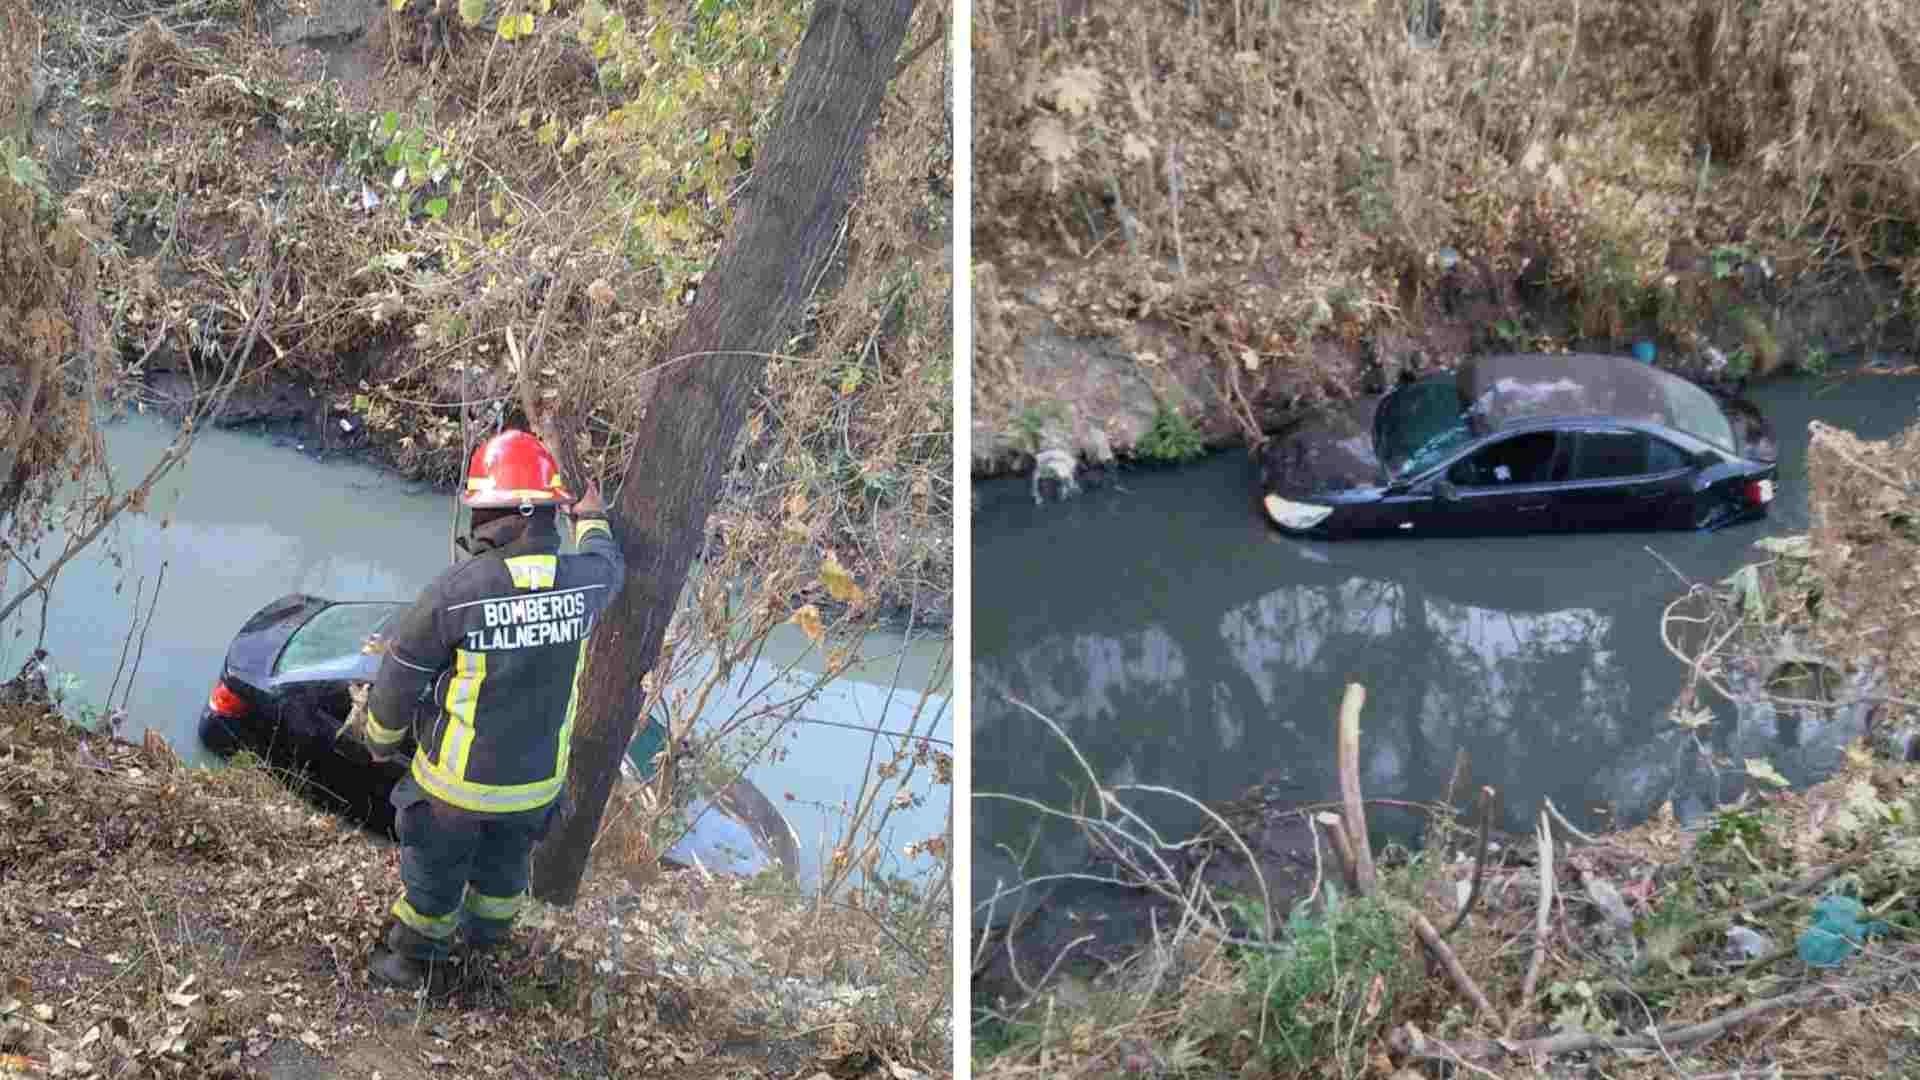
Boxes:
[1405,905,1497,1018]
[1543,797,1602,847]
[1393,961,1920,1065]
[1335,683,1377,895]
[1517,809,1554,1016]
[1442,786,1496,940]
[1316,810,1358,893]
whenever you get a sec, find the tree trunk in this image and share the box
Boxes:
[528,0,919,904]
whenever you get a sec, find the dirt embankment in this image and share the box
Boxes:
[0,696,949,1080]
[972,0,1920,487]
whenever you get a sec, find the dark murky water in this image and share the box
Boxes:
[973,365,1920,878]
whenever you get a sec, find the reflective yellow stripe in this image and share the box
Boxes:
[574,518,610,543]
[406,643,581,815]
[556,639,589,779]
[463,890,525,921]
[439,649,483,781]
[363,707,406,746]
[409,758,563,813]
[392,897,457,939]
[504,555,557,590]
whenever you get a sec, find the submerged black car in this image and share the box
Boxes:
[1258,353,1779,539]
[199,594,802,879]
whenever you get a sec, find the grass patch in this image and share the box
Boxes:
[1134,403,1204,464]
[1232,893,1412,1071]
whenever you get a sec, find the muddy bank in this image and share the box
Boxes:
[973,253,1918,487]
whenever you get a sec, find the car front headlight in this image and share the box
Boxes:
[1263,493,1334,531]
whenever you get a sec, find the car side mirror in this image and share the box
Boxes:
[1435,478,1459,502]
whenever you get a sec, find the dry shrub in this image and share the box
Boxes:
[0,0,113,579]
[63,0,949,621]
[1804,419,1920,699]
[976,0,1920,443]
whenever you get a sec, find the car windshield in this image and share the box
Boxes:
[274,603,402,676]
[1652,369,1738,453]
[1375,377,1474,480]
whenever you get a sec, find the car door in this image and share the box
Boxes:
[1419,429,1571,535]
[1558,428,1692,531]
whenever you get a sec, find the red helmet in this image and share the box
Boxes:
[460,430,573,509]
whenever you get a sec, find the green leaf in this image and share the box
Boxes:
[351,394,371,411]
[458,0,488,27]
[1744,758,1790,788]
[425,196,450,219]
[730,136,752,160]
[1722,564,1766,621]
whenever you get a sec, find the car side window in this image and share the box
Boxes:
[1571,430,1651,480]
[1448,431,1562,486]
[1647,436,1690,474]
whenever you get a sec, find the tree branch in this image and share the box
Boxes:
[1335,682,1377,895]
[1394,965,1920,1065]
[1442,785,1496,939]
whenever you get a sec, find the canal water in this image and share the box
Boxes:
[974,363,1920,879]
[5,412,952,887]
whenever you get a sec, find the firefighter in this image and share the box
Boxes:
[359,429,625,989]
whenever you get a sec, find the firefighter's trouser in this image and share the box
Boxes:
[385,778,555,960]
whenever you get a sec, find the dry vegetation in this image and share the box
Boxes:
[973,0,1920,470]
[0,701,949,1078]
[975,677,1920,1078]
[13,0,952,623]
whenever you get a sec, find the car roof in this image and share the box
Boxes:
[1460,352,1695,433]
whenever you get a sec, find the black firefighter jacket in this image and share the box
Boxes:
[363,512,624,814]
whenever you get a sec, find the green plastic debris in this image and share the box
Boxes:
[1796,896,1891,968]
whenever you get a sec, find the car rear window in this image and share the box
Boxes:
[274,603,402,676]
[1652,372,1738,453]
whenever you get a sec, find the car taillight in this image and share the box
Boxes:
[1746,478,1775,506]
[208,680,250,718]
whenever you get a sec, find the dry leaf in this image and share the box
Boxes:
[1126,77,1152,124]
[819,553,867,607]
[1030,116,1075,166]
[789,604,824,644]
[1121,132,1154,164]
[1049,65,1101,117]
[1744,758,1790,788]
[1359,972,1385,1024]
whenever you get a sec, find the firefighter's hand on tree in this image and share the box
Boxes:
[572,480,606,516]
